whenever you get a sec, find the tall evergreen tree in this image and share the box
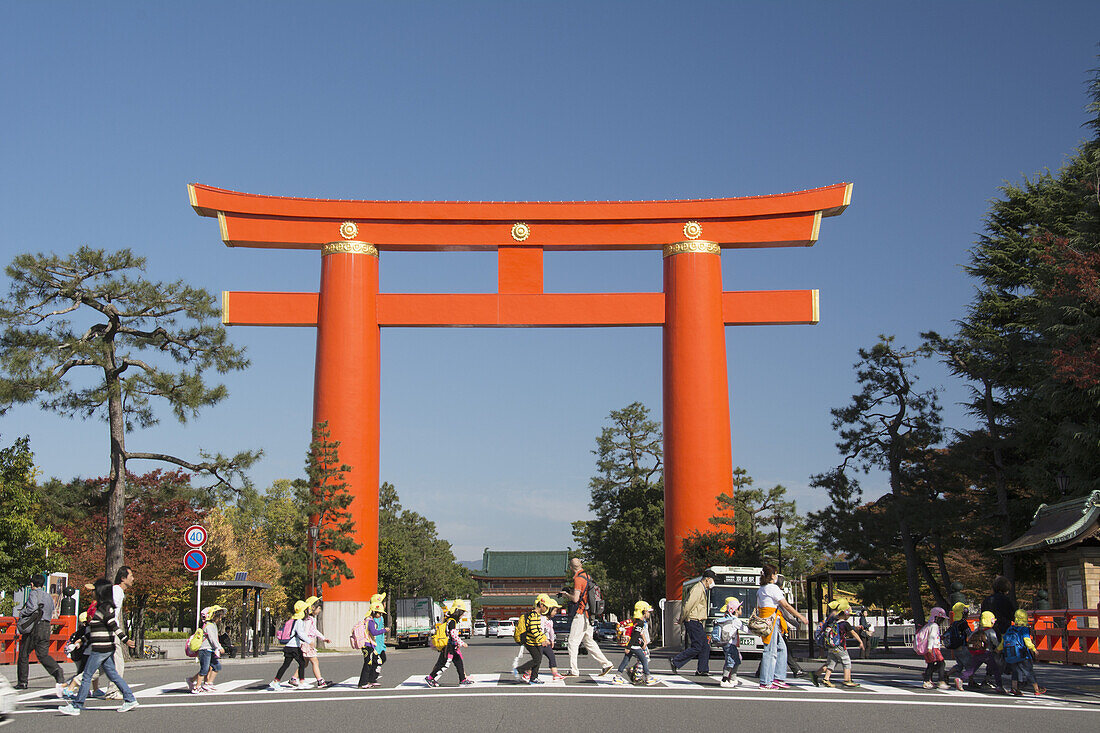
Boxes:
[0,248,258,579]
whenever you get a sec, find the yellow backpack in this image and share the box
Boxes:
[430,620,449,650]
[513,614,528,645]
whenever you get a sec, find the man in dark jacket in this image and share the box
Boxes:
[15,574,64,695]
[980,576,1017,637]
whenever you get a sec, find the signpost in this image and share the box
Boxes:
[184,526,208,629]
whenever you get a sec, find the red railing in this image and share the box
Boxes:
[0,616,78,665]
[1028,609,1099,666]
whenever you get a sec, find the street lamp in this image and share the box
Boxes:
[775,513,785,574]
[308,524,320,597]
[1056,471,1070,498]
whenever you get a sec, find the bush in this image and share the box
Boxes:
[145,631,191,639]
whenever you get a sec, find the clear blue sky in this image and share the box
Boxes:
[2,2,1098,561]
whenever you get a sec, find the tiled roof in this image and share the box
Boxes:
[478,595,542,606]
[470,550,571,579]
[996,491,1100,554]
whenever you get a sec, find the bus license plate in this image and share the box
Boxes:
[740,637,757,647]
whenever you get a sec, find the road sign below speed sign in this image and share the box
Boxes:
[184,549,208,572]
[184,525,208,548]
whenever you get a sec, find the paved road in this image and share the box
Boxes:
[8,637,1098,732]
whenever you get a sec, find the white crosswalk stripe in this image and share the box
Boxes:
[136,682,189,698]
[658,675,706,689]
[465,673,501,686]
[18,683,147,702]
[206,678,261,694]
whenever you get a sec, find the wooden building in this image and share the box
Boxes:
[471,550,571,622]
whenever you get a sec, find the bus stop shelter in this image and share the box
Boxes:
[199,578,272,657]
[805,568,891,657]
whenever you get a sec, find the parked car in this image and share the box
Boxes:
[593,621,618,643]
[0,671,15,727]
[496,618,517,638]
[487,620,499,637]
[551,615,586,653]
[473,620,487,637]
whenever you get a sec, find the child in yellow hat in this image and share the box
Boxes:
[714,597,745,688]
[268,600,310,691]
[298,596,334,688]
[187,606,226,693]
[961,611,1005,692]
[812,600,862,689]
[943,602,971,690]
[612,601,657,686]
[1001,609,1045,696]
[425,602,472,687]
[355,600,388,688]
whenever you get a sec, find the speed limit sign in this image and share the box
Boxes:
[184,525,208,548]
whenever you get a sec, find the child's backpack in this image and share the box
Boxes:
[943,622,964,650]
[185,628,204,658]
[966,628,986,652]
[430,620,449,650]
[275,618,295,645]
[512,614,527,645]
[913,622,932,655]
[350,618,369,650]
[814,619,843,650]
[619,620,635,647]
[710,621,723,645]
[1002,627,1028,664]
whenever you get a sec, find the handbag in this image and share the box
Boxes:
[17,603,44,635]
[746,610,774,637]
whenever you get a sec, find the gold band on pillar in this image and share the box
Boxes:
[322,241,379,257]
[662,240,720,258]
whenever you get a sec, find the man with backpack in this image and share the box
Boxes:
[670,569,717,677]
[564,557,613,677]
[15,574,65,695]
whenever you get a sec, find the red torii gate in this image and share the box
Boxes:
[190,182,851,638]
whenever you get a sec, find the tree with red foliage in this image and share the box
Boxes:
[55,470,205,630]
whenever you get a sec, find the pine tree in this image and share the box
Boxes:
[0,248,258,579]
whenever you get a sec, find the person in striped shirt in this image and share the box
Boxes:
[58,579,138,715]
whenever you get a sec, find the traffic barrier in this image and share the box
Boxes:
[1028,609,1099,666]
[0,615,78,665]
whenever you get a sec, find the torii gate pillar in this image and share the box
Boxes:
[662,241,734,599]
[312,242,380,633]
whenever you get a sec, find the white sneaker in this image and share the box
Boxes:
[55,682,65,699]
[922,681,933,689]
[267,681,282,691]
[58,703,81,716]
[118,700,139,713]
[720,679,735,688]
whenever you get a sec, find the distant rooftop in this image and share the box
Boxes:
[470,550,571,579]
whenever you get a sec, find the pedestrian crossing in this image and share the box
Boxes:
[13,672,1079,705]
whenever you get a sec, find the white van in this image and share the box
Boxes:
[495,618,517,638]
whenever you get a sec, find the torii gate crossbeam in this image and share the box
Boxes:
[190,182,851,642]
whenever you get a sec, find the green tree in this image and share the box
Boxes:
[828,336,943,624]
[0,436,62,590]
[0,247,258,580]
[377,481,477,602]
[572,402,665,614]
[278,423,362,600]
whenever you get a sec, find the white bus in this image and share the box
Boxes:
[680,566,794,655]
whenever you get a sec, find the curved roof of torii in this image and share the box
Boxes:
[189,182,852,252]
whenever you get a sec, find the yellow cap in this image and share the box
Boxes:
[723,597,742,612]
[201,605,225,619]
[304,596,320,608]
[951,602,968,622]
[369,600,386,615]
[370,592,387,604]
[292,600,309,620]
[1014,609,1029,626]
[827,599,851,613]
[980,611,995,629]
[78,612,87,623]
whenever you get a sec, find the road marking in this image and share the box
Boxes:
[399,675,432,687]
[207,679,261,694]
[17,683,146,702]
[466,673,501,687]
[658,676,706,689]
[11,688,1092,714]
[136,683,189,698]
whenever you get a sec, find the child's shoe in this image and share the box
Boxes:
[57,703,81,716]
[423,676,438,688]
[552,674,565,681]
[117,700,139,713]
[922,681,934,689]
[720,678,735,688]
[937,682,948,690]
[511,667,520,681]
[773,680,790,689]
[810,671,821,687]
[1035,687,1047,696]
[201,684,216,692]
[521,671,530,682]
[459,678,474,686]
[1010,688,1023,697]
[528,678,545,685]
[267,681,282,691]
[612,675,629,685]
[645,677,660,686]
[955,678,963,691]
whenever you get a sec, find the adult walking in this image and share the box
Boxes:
[100,566,134,699]
[564,557,613,677]
[57,579,138,715]
[15,574,65,696]
[757,563,807,690]
[670,569,716,676]
[980,576,1017,638]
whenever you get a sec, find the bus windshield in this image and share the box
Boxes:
[709,585,758,617]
